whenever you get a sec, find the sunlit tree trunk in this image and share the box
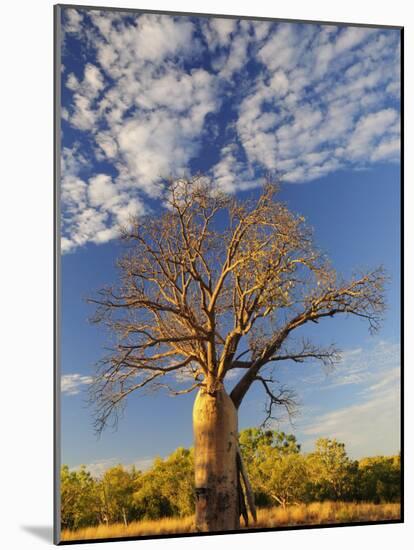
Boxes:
[193,385,240,532]
[122,508,128,527]
[89,179,386,531]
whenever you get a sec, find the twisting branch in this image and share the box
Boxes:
[86,176,387,432]
[270,339,341,368]
[254,375,298,427]
[88,354,196,434]
[229,340,341,370]
[230,267,387,408]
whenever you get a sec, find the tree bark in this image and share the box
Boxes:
[193,385,240,532]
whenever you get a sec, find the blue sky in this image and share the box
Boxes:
[59,7,401,474]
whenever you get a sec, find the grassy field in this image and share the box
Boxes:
[61,501,401,541]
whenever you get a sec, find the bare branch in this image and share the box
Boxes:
[254,375,298,427]
[270,340,341,369]
[87,177,387,431]
[230,267,386,408]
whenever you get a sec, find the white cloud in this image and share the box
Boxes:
[62,176,87,213]
[71,208,108,245]
[269,71,289,97]
[61,13,400,250]
[62,12,219,249]
[72,456,155,477]
[371,136,400,162]
[335,27,375,54]
[61,146,87,176]
[66,64,105,131]
[258,24,300,72]
[296,340,401,458]
[88,174,117,208]
[213,144,258,193]
[61,374,93,395]
[210,18,237,47]
[61,98,150,252]
[133,14,194,63]
[253,21,271,42]
[70,95,98,131]
[71,458,116,477]
[228,26,400,184]
[92,13,195,80]
[110,67,218,194]
[67,64,104,97]
[60,152,146,253]
[301,369,400,458]
[219,32,250,79]
[64,8,83,34]
[84,64,105,94]
[112,197,144,226]
[96,132,118,159]
[62,188,145,253]
[346,108,398,160]
[312,27,375,78]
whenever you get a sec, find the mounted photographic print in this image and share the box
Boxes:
[54,4,403,544]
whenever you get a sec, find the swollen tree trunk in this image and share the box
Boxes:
[193,385,239,532]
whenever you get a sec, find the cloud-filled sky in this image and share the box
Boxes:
[60,7,400,253]
[274,339,400,457]
[59,7,401,470]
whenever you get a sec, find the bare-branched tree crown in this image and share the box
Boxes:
[89,176,386,433]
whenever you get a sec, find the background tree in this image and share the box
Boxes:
[88,176,386,532]
[133,448,195,519]
[60,438,400,530]
[306,438,357,501]
[240,429,307,509]
[100,465,138,526]
[239,428,301,461]
[60,465,101,530]
[357,455,401,503]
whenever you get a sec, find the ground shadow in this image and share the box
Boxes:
[21,525,53,543]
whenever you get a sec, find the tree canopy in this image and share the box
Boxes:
[88,177,386,432]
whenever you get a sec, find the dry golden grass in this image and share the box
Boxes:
[61,515,195,541]
[254,501,400,528]
[61,501,400,542]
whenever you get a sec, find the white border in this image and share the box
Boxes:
[1,1,411,549]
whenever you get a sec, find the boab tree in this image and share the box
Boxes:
[88,177,386,533]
